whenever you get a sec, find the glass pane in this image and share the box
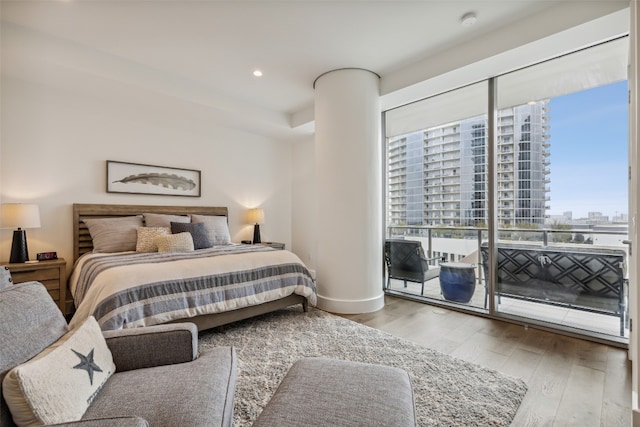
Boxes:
[385,82,488,310]
[492,38,629,340]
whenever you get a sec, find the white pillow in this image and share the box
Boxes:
[3,317,115,427]
[136,226,171,252]
[154,232,194,252]
[191,214,232,245]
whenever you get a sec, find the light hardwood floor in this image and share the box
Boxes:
[340,295,631,427]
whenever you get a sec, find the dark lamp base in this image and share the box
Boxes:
[10,229,29,264]
[253,224,261,244]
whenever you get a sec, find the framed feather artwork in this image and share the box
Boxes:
[106,160,201,197]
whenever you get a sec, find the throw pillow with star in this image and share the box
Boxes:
[2,316,115,426]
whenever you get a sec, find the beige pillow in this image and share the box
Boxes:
[83,216,143,253]
[2,317,115,427]
[143,213,190,228]
[136,227,171,252]
[191,214,232,245]
[154,232,194,252]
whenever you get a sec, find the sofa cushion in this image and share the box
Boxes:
[0,282,69,427]
[253,358,416,427]
[103,323,198,372]
[83,347,237,427]
[0,266,12,290]
[52,416,149,427]
[3,317,115,426]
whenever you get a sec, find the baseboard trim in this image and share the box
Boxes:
[316,293,384,314]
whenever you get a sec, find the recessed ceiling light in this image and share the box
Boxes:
[253,70,263,77]
[460,12,477,27]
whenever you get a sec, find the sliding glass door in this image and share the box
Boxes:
[493,38,629,339]
[384,37,630,343]
[385,82,488,310]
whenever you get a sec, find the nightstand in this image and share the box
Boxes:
[6,258,67,314]
[259,242,285,250]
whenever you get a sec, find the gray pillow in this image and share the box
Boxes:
[83,216,143,253]
[170,222,212,250]
[0,266,13,290]
[144,213,190,228]
[191,214,232,245]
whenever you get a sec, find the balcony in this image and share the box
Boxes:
[384,225,629,343]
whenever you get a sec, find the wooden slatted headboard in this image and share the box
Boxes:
[73,203,229,262]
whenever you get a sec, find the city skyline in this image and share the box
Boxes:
[546,81,628,220]
[387,102,549,227]
[386,81,629,227]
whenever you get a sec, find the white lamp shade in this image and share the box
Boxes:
[1,203,41,229]
[247,208,265,225]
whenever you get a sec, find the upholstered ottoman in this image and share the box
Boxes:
[253,358,416,427]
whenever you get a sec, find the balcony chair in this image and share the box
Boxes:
[384,239,443,295]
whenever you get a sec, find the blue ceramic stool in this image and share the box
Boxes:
[439,262,476,303]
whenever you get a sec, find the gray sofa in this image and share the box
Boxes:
[0,281,237,427]
[2,281,416,427]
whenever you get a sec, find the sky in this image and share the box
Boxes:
[546,81,628,219]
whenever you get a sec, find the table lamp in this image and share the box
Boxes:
[1,203,41,263]
[247,208,265,244]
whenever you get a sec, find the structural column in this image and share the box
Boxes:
[314,68,384,314]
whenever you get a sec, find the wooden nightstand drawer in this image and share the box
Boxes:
[47,289,60,301]
[6,259,67,315]
[10,268,60,282]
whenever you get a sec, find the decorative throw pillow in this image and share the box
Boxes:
[0,266,13,290]
[154,232,195,253]
[2,316,115,427]
[83,216,143,253]
[191,214,232,245]
[170,222,212,250]
[143,213,190,228]
[136,227,171,252]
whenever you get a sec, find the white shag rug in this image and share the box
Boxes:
[198,307,527,427]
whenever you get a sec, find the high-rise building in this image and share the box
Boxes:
[387,102,550,227]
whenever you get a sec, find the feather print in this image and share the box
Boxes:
[113,173,196,190]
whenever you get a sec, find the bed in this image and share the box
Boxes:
[68,203,317,331]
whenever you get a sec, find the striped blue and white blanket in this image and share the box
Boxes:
[68,245,317,331]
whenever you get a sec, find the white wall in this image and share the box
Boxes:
[0,75,294,270]
[291,135,316,272]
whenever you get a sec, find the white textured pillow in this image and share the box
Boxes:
[2,316,115,427]
[83,216,143,253]
[154,232,194,252]
[136,227,171,252]
[143,213,190,228]
[191,214,232,245]
[0,266,13,290]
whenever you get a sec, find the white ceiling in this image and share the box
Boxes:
[0,0,630,141]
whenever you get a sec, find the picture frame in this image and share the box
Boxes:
[106,160,201,197]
